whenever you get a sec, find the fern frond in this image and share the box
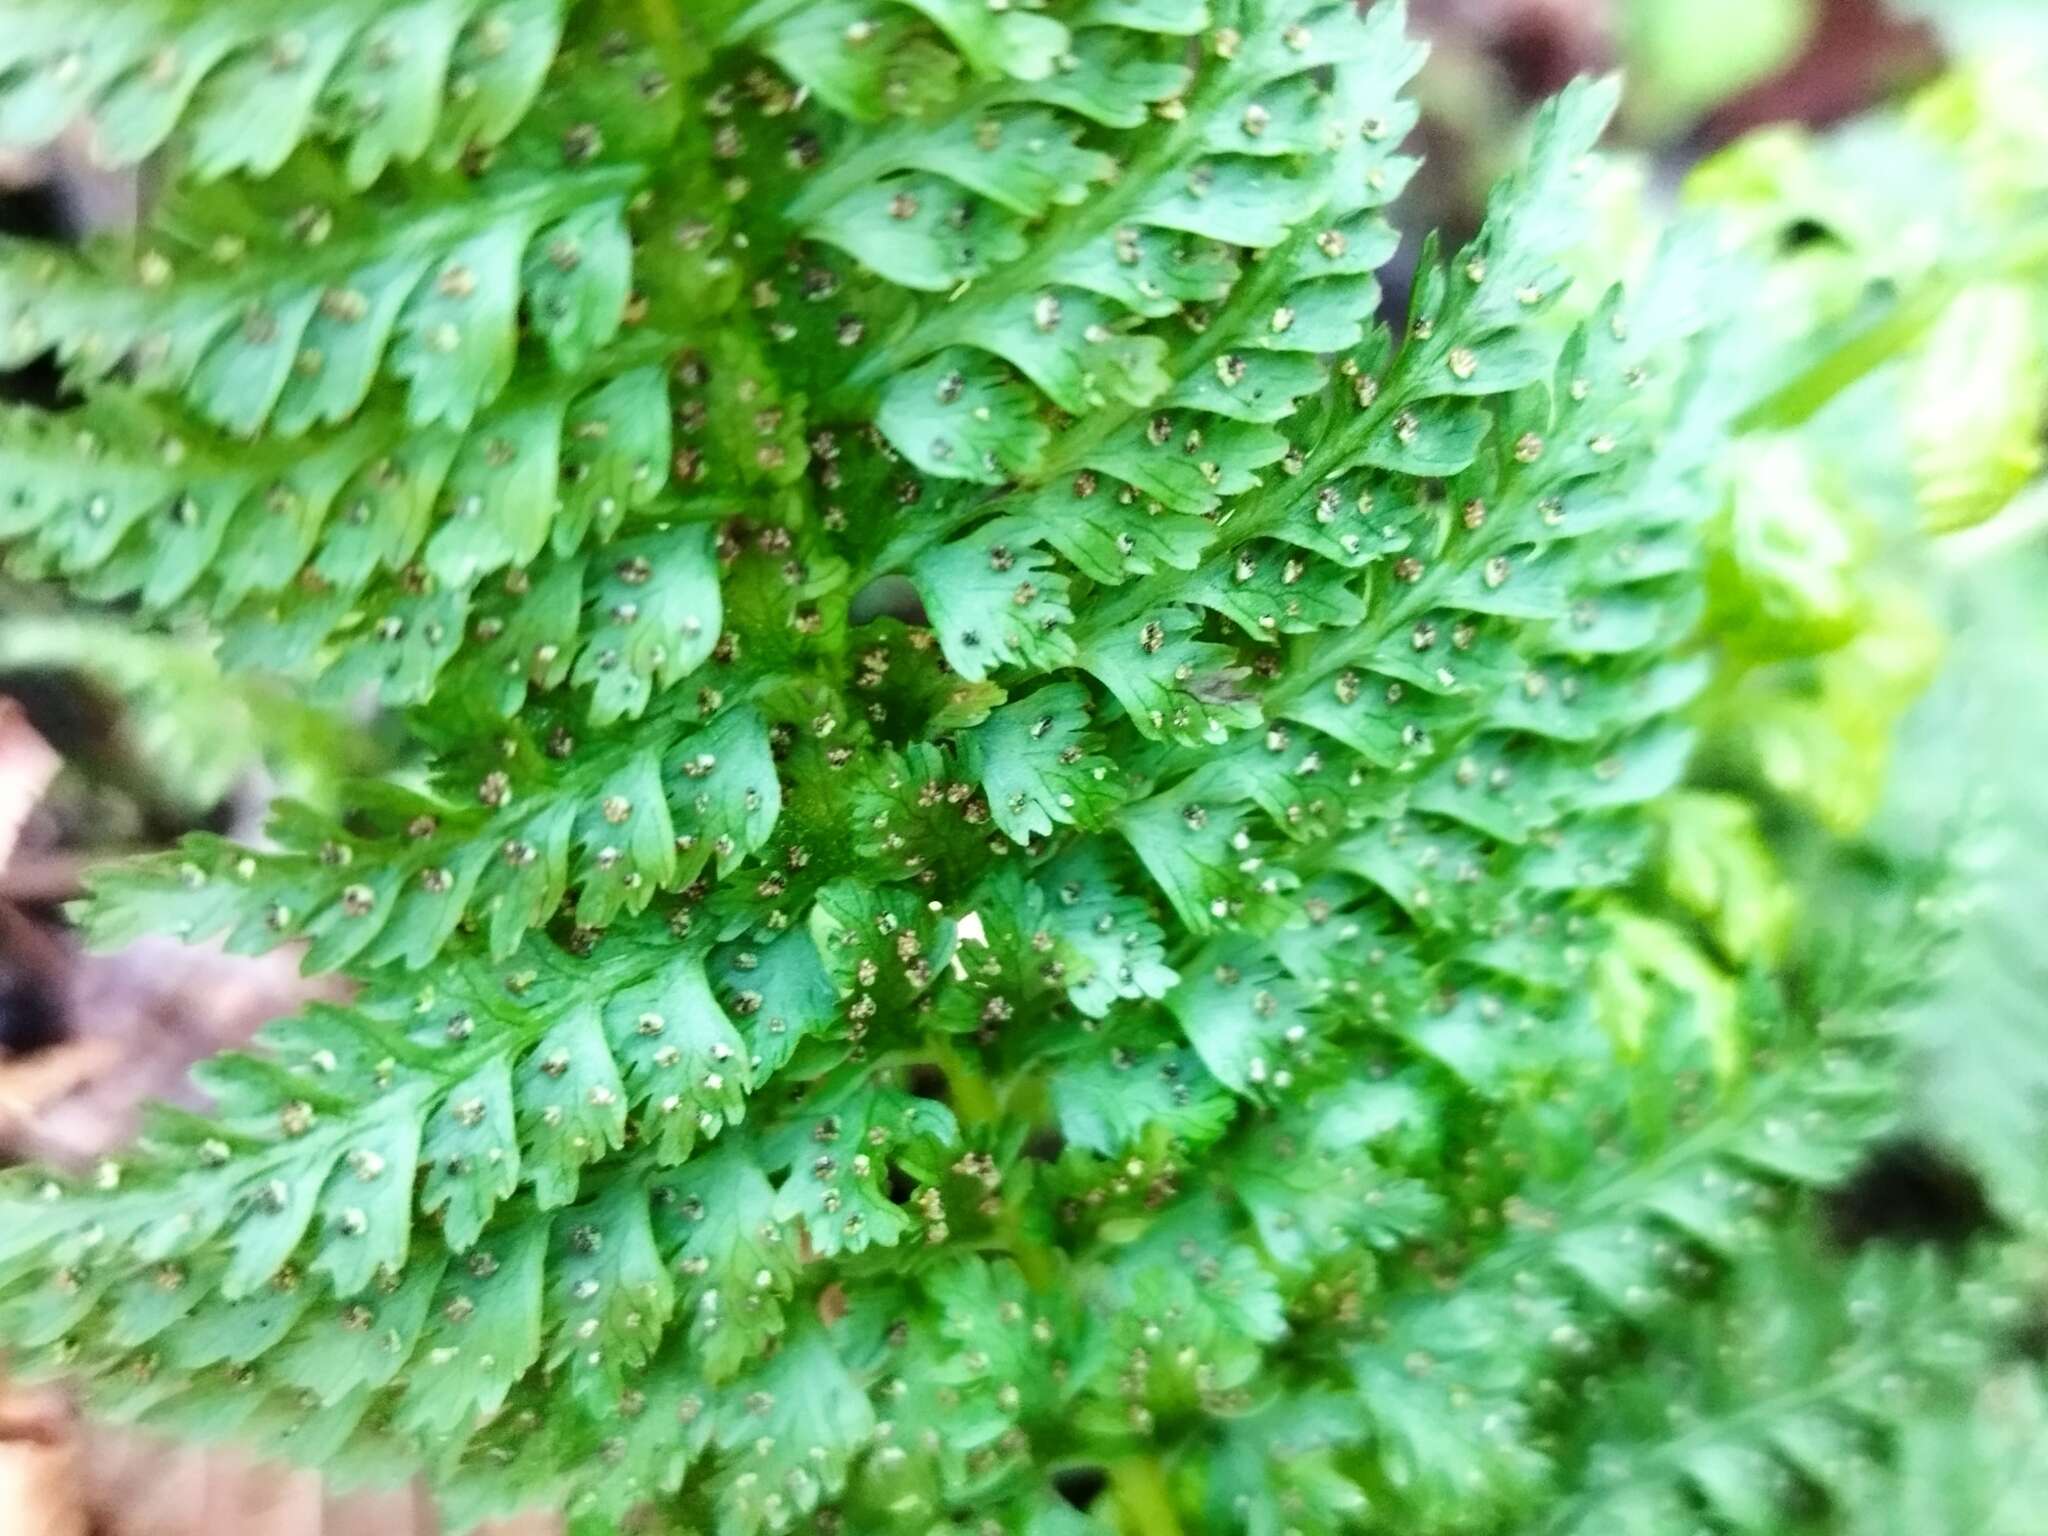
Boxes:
[0,3,2011,1534]
[1534,1243,1998,1536]
[0,0,574,180]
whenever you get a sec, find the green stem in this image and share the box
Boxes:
[636,0,702,85]
[927,1035,1059,1291]
[1739,231,2048,433]
[931,1034,1003,1128]
[1736,283,1950,433]
[1110,1455,1187,1536]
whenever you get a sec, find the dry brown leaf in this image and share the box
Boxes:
[76,1424,563,1536]
[0,1381,87,1536]
[0,1437,85,1536]
[0,698,61,874]
[0,1039,120,1139]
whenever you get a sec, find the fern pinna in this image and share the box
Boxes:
[0,5,1987,1536]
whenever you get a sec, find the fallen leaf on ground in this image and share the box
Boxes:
[0,1039,120,1140]
[0,699,60,873]
[0,1378,86,1536]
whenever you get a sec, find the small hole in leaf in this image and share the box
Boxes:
[1055,1465,1109,1511]
[1023,1128,1066,1163]
[2009,1312,2048,1364]
[1779,217,1837,253]
[849,573,926,626]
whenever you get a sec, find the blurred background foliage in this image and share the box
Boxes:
[1411,0,2048,1202]
[1590,2,2048,1516]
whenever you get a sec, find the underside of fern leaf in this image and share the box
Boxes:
[0,5,1991,1536]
